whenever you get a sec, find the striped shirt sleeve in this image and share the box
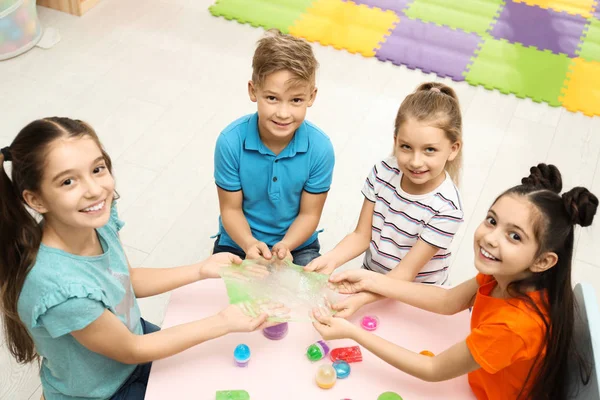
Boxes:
[361,164,378,202]
[420,206,464,250]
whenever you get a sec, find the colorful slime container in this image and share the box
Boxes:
[315,364,337,389]
[360,315,379,331]
[333,360,351,379]
[330,346,363,363]
[215,390,250,400]
[378,392,403,400]
[262,322,288,340]
[233,344,251,367]
[306,340,330,362]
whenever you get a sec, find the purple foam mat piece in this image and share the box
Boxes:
[347,0,414,14]
[490,0,587,57]
[375,17,483,81]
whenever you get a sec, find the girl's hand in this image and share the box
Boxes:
[330,293,370,319]
[304,254,338,274]
[329,269,380,294]
[218,304,269,333]
[312,307,357,340]
[271,241,293,261]
[199,253,243,280]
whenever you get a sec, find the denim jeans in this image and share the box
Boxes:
[110,318,161,400]
[212,237,321,266]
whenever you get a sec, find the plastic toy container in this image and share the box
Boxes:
[0,0,42,61]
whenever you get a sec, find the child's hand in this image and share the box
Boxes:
[330,293,370,319]
[218,304,269,333]
[198,253,243,280]
[271,241,293,261]
[304,254,338,274]
[244,240,273,261]
[329,269,379,294]
[312,307,357,340]
[220,262,271,281]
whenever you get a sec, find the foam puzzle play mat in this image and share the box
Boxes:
[210,0,600,117]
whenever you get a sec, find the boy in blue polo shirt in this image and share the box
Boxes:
[213,30,335,266]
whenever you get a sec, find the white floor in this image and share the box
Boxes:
[1,0,600,398]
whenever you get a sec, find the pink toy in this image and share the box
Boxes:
[360,315,379,331]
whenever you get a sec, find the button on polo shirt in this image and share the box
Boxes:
[214,113,334,250]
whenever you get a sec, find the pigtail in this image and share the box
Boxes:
[0,149,42,363]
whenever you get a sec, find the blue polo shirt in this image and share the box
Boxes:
[214,112,334,250]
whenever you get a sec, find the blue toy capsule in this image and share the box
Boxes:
[333,360,351,379]
[233,344,251,367]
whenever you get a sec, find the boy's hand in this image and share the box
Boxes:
[271,241,293,261]
[244,240,272,261]
[198,252,243,280]
[312,307,357,340]
[304,254,338,274]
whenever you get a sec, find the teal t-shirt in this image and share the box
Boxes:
[17,203,143,400]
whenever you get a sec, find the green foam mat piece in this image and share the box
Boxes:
[209,0,316,34]
[578,17,600,63]
[404,0,505,35]
[465,38,572,106]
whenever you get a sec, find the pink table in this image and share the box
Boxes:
[146,278,476,399]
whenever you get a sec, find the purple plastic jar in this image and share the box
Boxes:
[262,322,289,340]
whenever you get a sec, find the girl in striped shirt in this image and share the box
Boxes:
[305,82,464,318]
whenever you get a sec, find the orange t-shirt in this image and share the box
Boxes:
[466,274,548,400]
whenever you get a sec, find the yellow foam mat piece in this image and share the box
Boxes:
[560,58,600,116]
[513,0,597,18]
[289,0,399,57]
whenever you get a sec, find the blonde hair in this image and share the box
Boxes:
[394,82,463,185]
[252,29,318,88]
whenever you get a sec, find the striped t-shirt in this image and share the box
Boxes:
[361,156,464,285]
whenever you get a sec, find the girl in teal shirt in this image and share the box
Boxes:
[0,117,274,400]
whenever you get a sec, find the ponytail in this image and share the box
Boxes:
[0,149,41,363]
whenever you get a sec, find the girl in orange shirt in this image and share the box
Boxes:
[312,163,596,399]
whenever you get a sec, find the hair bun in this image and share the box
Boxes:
[414,82,458,101]
[562,187,598,227]
[521,164,562,193]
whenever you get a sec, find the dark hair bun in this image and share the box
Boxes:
[562,187,598,227]
[521,164,562,193]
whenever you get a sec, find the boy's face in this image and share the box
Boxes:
[248,70,317,144]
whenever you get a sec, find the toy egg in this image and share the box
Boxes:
[360,315,379,331]
[233,344,251,367]
[333,360,351,379]
[377,392,403,400]
[315,364,337,389]
[306,340,330,362]
[420,350,435,357]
